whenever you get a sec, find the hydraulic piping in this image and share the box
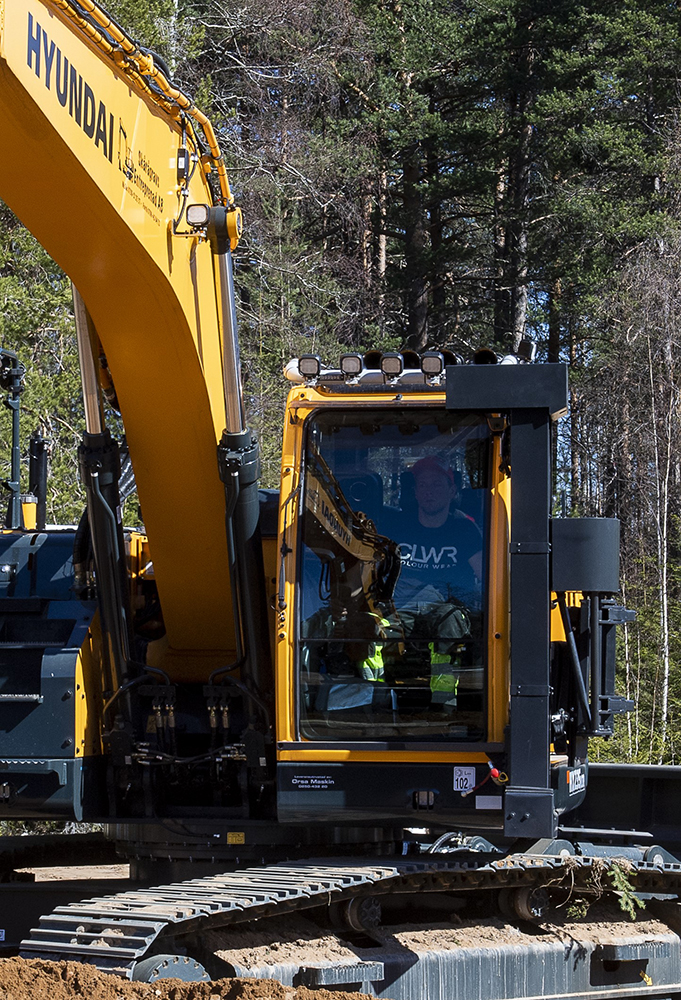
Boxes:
[206,209,273,736]
[73,286,136,709]
[49,0,237,212]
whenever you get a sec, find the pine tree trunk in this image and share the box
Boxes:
[403,145,428,349]
[427,109,444,344]
[508,121,532,351]
[569,318,580,509]
[646,335,671,763]
[377,169,387,333]
[547,277,562,363]
[361,188,371,284]
[493,154,508,347]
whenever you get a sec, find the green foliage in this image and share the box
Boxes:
[609,860,646,921]
[563,858,645,922]
[0,203,84,524]
[0,820,101,835]
[292,0,681,351]
[572,232,681,763]
[103,0,205,75]
[565,898,591,921]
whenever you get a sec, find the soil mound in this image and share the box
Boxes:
[0,957,374,1000]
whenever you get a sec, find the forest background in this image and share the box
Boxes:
[0,0,680,765]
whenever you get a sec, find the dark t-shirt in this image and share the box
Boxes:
[386,510,482,609]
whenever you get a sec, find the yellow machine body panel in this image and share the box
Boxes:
[0,0,236,678]
[277,749,494,763]
[486,451,510,745]
[74,611,105,757]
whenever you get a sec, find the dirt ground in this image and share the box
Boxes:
[0,958,375,1000]
[206,903,671,971]
[17,865,130,882]
[3,867,377,1000]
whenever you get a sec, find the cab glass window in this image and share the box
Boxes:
[297,409,490,742]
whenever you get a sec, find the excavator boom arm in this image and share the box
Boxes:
[0,0,241,676]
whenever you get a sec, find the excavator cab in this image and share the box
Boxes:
[275,356,634,842]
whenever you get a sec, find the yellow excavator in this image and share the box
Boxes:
[1,1,680,995]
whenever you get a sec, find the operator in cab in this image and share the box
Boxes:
[393,456,482,607]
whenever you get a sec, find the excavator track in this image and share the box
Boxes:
[19,853,681,979]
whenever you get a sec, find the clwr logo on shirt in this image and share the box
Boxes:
[398,544,459,567]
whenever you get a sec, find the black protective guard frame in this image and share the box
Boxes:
[447,363,569,839]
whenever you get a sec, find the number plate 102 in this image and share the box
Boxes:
[453,766,476,792]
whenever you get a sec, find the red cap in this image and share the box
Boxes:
[411,456,454,484]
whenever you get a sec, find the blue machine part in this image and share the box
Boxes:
[0,530,99,820]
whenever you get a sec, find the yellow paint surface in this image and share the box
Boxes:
[0,1,239,677]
